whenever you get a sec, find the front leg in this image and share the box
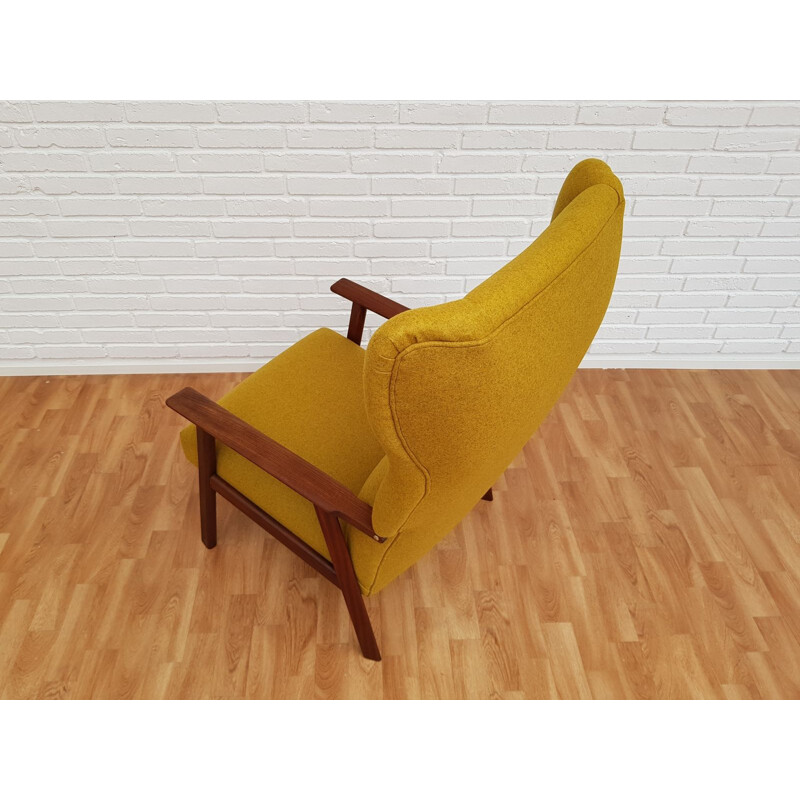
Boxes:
[196,427,218,548]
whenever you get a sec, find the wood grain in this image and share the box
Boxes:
[330,279,410,345]
[0,368,799,698]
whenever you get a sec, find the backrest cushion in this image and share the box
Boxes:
[349,159,624,594]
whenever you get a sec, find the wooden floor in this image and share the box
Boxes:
[0,368,799,699]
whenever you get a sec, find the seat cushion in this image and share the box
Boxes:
[180,327,385,567]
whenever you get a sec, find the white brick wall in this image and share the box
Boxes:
[1,100,798,374]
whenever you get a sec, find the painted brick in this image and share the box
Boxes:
[372,176,452,195]
[715,129,800,151]
[374,129,459,149]
[115,240,194,257]
[105,127,196,148]
[622,176,701,195]
[712,199,790,216]
[687,154,770,174]
[391,198,471,217]
[125,102,216,123]
[461,130,547,149]
[632,130,717,149]
[453,176,537,195]
[129,220,209,237]
[1,100,798,371]
[438,154,523,173]
[287,128,371,149]
[669,257,746,274]
[754,276,800,291]
[765,155,800,174]
[736,240,800,256]
[352,154,433,173]
[684,275,755,291]
[0,219,47,237]
[549,130,633,150]
[354,241,428,258]
[714,325,783,339]
[194,241,275,257]
[665,104,751,126]
[706,309,776,324]
[0,198,59,215]
[287,176,370,195]
[578,104,665,125]
[374,221,450,238]
[0,102,32,122]
[202,176,284,194]
[608,153,691,173]
[656,342,723,354]
[292,220,370,238]
[743,258,800,273]
[310,103,398,124]
[263,153,349,172]
[28,176,115,194]
[685,219,763,237]
[624,219,687,237]
[32,102,123,122]
[488,104,577,125]
[141,198,225,216]
[633,198,713,216]
[58,198,141,216]
[211,220,291,238]
[177,153,262,173]
[216,103,307,123]
[15,127,106,148]
[198,128,285,148]
[760,220,800,237]
[116,176,203,194]
[451,219,531,237]
[0,152,88,171]
[310,198,388,216]
[226,198,308,216]
[89,152,175,172]
[0,174,30,193]
[776,179,800,196]
[471,198,550,216]
[400,103,486,124]
[698,178,781,196]
[431,240,507,257]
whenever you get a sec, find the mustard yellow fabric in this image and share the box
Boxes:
[180,327,385,567]
[179,158,624,597]
[346,158,625,593]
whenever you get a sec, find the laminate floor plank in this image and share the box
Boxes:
[0,369,798,699]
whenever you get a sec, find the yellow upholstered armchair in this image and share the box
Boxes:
[167,158,625,660]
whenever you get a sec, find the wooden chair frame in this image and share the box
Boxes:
[167,279,492,661]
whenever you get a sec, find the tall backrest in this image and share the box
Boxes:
[349,159,624,595]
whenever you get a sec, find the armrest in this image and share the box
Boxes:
[166,387,383,542]
[331,278,410,345]
[331,278,410,320]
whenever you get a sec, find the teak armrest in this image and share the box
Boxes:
[330,278,410,345]
[166,387,383,541]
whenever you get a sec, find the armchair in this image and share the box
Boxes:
[167,158,625,660]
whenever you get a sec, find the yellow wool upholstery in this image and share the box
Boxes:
[180,159,624,597]
[346,159,624,593]
[180,327,385,568]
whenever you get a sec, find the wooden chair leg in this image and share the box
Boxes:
[196,427,218,549]
[315,507,381,661]
[482,487,493,502]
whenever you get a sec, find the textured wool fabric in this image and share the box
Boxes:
[179,159,624,597]
[346,159,625,593]
[180,327,385,571]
